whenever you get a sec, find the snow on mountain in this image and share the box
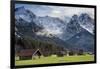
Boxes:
[58,16,71,26]
[15,6,44,38]
[63,16,71,23]
[14,6,95,52]
[34,13,94,40]
[34,16,67,38]
[61,15,83,40]
[15,6,36,23]
[15,6,94,41]
[79,13,94,34]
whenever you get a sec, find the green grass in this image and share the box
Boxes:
[15,55,94,66]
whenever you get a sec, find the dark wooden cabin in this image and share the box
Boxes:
[17,49,42,60]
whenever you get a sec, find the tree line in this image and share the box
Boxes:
[15,36,86,57]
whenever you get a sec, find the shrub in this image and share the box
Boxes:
[69,50,75,56]
[77,49,84,55]
[56,51,64,57]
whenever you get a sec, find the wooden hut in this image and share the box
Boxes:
[17,49,42,60]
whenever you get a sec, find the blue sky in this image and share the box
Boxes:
[15,4,94,19]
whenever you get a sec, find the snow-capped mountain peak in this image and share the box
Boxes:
[15,7,94,40]
[35,16,66,38]
[15,6,36,23]
[79,13,94,34]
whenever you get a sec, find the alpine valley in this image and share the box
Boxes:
[15,6,95,54]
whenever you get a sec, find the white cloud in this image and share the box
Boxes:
[50,10,62,17]
[47,6,94,18]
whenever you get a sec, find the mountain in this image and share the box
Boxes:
[15,7,70,53]
[67,29,94,52]
[62,15,83,40]
[62,13,94,40]
[15,6,95,53]
[15,6,36,23]
[34,16,66,38]
[15,6,43,37]
[60,16,71,23]
[79,13,94,34]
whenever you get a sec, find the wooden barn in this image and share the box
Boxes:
[17,49,42,60]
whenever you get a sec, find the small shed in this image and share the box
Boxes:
[17,49,42,60]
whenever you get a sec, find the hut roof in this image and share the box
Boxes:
[18,49,42,57]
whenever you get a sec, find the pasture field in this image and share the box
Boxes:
[15,55,94,66]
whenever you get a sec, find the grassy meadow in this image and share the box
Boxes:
[15,55,94,66]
